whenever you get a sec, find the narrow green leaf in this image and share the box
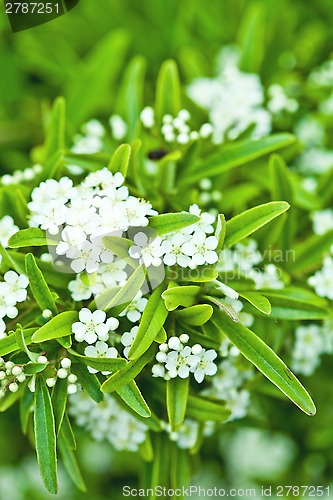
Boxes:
[175,304,213,325]
[128,285,168,360]
[148,212,200,235]
[155,60,181,123]
[25,253,57,315]
[239,291,272,315]
[186,394,231,422]
[138,432,154,462]
[178,266,218,283]
[0,328,36,356]
[96,264,145,311]
[108,144,131,177]
[52,379,68,435]
[34,377,58,494]
[170,444,191,491]
[32,311,78,343]
[116,381,151,418]
[102,235,137,268]
[215,213,227,251]
[101,345,157,393]
[20,388,34,435]
[161,285,200,311]
[0,242,23,273]
[59,438,87,492]
[179,134,296,185]
[68,349,127,372]
[214,309,316,416]
[70,363,103,403]
[292,230,333,274]
[60,412,76,450]
[166,377,189,432]
[8,228,58,248]
[224,201,290,248]
[262,292,330,320]
[44,97,65,162]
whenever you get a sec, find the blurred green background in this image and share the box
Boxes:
[1,0,333,498]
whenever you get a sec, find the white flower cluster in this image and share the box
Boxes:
[109,114,128,141]
[44,357,79,395]
[163,419,200,450]
[120,325,139,358]
[0,164,42,186]
[0,271,29,339]
[140,106,213,145]
[297,148,333,175]
[203,338,254,421]
[308,256,333,300]
[311,209,333,235]
[187,46,271,143]
[197,178,222,206]
[71,308,119,344]
[68,391,148,452]
[267,84,298,115]
[291,322,333,376]
[71,120,105,155]
[0,358,27,397]
[152,335,218,383]
[217,239,284,291]
[0,216,19,248]
[128,204,218,270]
[28,169,155,273]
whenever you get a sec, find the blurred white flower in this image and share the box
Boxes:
[0,216,19,248]
[308,257,333,300]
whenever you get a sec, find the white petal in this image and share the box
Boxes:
[79,308,92,323]
[92,309,106,324]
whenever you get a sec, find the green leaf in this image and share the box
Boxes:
[148,212,200,235]
[102,235,137,268]
[68,349,127,372]
[178,266,218,283]
[44,96,65,162]
[239,291,272,315]
[166,377,189,432]
[179,134,296,185]
[95,264,145,311]
[224,201,290,248]
[175,304,213,325]
[32,311,78,343]
[25,253,57,315]
[0,328,36,356]
[162,285,200,311]
[108,144,131,177]
[115,55,146,140]
[138,433,154,462]
[34,376,58,494]
[15,326,39,362]
[186,394,231,422]
[215,214,227,251]
[0,380,26,412]
[0,242,23,273]
[170,445,191,491]
[60,412,76,450]
[66,31,129,127]
[52,379,68,435]
[155,60,181,123]
[70,363,103,403]
[292,230,333,274]
[24,362,48,374]
[59,438,87,492]
[261,292,330,320]
[8,228,58,248]
[237,2,265,72]
[128,285,168,360]
[20,388,34,435]
[214,309,316,416]
[101,344,157,393]
[116,381,151,418]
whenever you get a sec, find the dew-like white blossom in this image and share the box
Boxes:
[71,308,118,344]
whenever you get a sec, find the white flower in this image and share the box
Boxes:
[56,227,87,257]
[71,308,110,344]
[122,196,152,228]
[29,201,68,235]
[191,348,218,383]
[84,341,118,374]
[267,84,298,114]
[182,230,218,267]
[308,257,333,299]
[68,277,93,302]
[82,120,105,137]
[0,216,19,248]
[167,419,199,449]
[121,326,139,358]
[2,271,29,304]
[165,346,199,379]
[70,241,100,274]
[109,115,128,140]
[181,204,216,235]
[0,319,6,340]
[119,291,147,323]
[140,107,155,128]
[311,209,333,235]
[161,233,191,267]
[129,232,164,267]
[0,293,18,319]
[250,264,284,290]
